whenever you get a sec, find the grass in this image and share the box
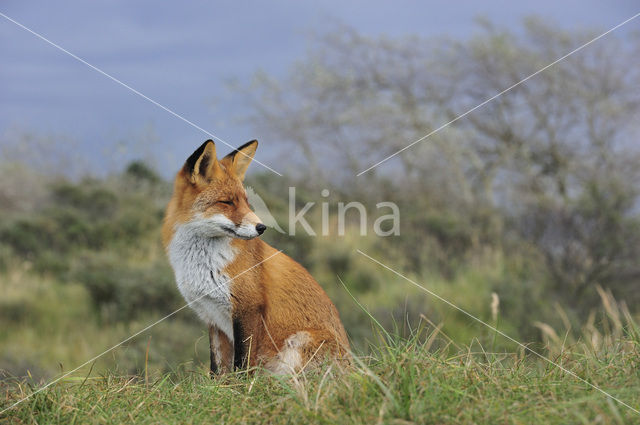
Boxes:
[1,277,638,424]
[2,319,639,425]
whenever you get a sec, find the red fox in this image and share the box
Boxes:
[162,140,350,374]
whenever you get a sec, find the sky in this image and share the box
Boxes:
[1,1,638,176]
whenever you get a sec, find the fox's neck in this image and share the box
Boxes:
[168,227,236,272]
[167,226,240,338]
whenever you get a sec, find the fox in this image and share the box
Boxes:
[162,139,350,375]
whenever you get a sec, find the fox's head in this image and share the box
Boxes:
[164,140,266,243]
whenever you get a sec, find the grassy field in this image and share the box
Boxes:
[1,167,639,424]
[2,316,639,425]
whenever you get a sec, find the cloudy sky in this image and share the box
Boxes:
[1,1,637,175]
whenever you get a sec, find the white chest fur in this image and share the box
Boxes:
[167,222,237,340]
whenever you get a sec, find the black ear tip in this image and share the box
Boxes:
[238,139,258,150]
[184,140,213,175]
[227,140,259,157]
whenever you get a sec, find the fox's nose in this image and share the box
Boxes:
[255,223,267,235]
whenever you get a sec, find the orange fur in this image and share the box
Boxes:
[163,140,350,374]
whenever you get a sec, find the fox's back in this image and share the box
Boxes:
[227,238,349,349]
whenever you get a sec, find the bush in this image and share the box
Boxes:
[71,252,181,323]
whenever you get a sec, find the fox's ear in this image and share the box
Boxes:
[184,140,222,184]
[221,140,258,181]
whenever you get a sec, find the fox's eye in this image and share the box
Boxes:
[218,200,233,206]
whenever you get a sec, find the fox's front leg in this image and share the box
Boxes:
[209,325,234,376]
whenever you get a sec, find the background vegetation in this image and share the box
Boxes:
[1,18,639,422]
